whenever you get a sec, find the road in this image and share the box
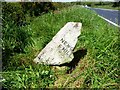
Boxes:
[85,6,120,27]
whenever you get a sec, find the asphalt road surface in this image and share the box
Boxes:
[85,6,120,26]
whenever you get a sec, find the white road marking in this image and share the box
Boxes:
[98,15,120,28]
[85,6,120,28]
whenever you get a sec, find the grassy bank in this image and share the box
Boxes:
[2,5,119,88]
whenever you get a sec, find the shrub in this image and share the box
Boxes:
[2,2,26,26]
[20,2,56,17]
[112,2,120,7]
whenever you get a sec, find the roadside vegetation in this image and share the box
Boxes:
[91,2,120,10]
[75,2,120,10]
[2,2,119,89]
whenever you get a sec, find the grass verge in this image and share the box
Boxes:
[2,5,119,88]
[92,5,120,10]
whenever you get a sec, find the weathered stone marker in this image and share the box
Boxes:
[34,22,82,65]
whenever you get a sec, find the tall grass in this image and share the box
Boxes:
[29,5,119,88]
[2,5,119,88]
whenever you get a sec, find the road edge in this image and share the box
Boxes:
[98,15,120,28]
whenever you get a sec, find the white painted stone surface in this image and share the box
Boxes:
[33,22,82,65]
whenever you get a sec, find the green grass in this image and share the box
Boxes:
[2,5,119,88]
[92,4,120,10]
